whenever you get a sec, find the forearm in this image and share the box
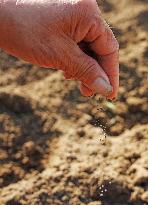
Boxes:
[0,0,16,48]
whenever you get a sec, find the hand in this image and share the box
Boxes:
[0,0,119,99]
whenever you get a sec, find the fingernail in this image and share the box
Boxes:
[112,97,116,101]
[90,77,113,96]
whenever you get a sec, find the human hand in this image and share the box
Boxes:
[0,0,119,99]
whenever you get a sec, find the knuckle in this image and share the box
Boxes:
[109,38,119,54]
[106,26,119,53]
[75,0,96,18]
[77,58,98,82]
[113,38,119,51]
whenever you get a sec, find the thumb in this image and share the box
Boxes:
[64,44,113,97]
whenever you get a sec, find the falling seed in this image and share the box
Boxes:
[105,102,116,110]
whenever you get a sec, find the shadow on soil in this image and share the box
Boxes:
[0,92,59,188]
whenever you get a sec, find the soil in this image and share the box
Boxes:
[0,0,148,205]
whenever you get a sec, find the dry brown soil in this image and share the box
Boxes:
[0,0,148,204]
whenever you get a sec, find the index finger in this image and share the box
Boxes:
[84,13,119,99]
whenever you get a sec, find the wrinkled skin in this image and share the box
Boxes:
[0,0,119,99]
